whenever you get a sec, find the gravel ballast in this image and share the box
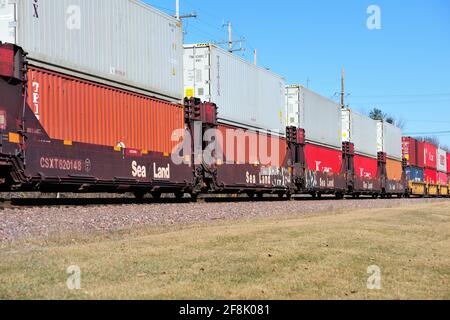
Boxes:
[0,198,447,244]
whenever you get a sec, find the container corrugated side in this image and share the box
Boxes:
[402,137,417,166]
[217,125,287,167]
[423,142,437,169]
[286,85,342,149]
[447,153,450,173]
[1,0,183,101]
[377,121,402,161]
[386,159,402,181]
[354,155,378,178]
[405,166,424,183]
[304,143,342,174]
[342,109,378,158]
[184,44,286,135]
[27,66,185,154]
[437,148,447,173]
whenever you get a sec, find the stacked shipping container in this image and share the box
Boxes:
[184,44,286,135]
[402,137,424,183]
[286,85,343,175]
[0,0,184,102]
[342,109,378,180]
[377,121,403,181]
[437,148,448,185]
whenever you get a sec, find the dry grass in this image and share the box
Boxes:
[0,202,449,300]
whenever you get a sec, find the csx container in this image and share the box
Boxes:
[377,121,402,160]
[0,0,183,101]
[342,109,378,158]
[183,44,286,134]
[286,85,342,149]
[405,166,424,183]
[402,137,417,167]
[27,67,185,154]
[437,148,447,173]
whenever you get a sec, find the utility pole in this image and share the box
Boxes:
[175,0,197,21]
[253,49,257,65]
[341,66,345,109]
[227,21,233,53]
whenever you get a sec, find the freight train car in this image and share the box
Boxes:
[0,43,194,198]
[0,0,196,198]
[286,85,345,198]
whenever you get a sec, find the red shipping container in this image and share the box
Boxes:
[447,153,450,173]
[417,141,425,168]
[304,144,342,174]
[424,168,437,185]
[402,137,417,167]
[423,142,437,169]
[217,125,287,167]
[26,67,185,155]
[437,172,448,185]
[354,155,378,178]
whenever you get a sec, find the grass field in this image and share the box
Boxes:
[0,202,449,300]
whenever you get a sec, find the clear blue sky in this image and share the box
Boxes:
[147,0,450,147]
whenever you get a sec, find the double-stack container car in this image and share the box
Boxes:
[286,85,344,196]
[0,0,193,198]
[341,109,380,195]
[377,121,404,195]
[0,0,447,200]
[183,43,290,197]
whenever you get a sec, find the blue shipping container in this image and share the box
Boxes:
[405,166,424,182]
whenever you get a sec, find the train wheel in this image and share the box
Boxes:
[372,194,379,199]
[134,191,146,200]
[152,192,162,200]
[174,191,184,200]
[247,192,255,199]
[190,193,199,202]
[335,192,344,200]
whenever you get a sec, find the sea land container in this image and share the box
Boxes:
[377,121,402,161]
[405,166,424,183]
[437,148,447,173]
[184,44,286,134]
[27,66,185,154]
[424,168,437,185]
[0,0,184,102]
[286,85,342,149]
[342,109,378,158]
[402,137,418,167]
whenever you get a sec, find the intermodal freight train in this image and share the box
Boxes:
[0,0,448,200]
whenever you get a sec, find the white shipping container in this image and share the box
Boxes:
[0,0,183,101]
[377,121,402,161]
[184,44,286,135]
[437,148,447,173]
[342,109,378,158]
[286,85,342,149]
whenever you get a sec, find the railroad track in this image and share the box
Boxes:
[0,194,430,210]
